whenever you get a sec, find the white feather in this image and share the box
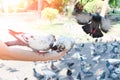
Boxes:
[22,33,55,51]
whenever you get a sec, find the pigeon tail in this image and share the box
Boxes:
[91,28,103,38]
[8,29,24,35]
[8,29,27,44]
[101,17,111,33]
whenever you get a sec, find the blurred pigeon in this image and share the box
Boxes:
[102,59,120,64]
[6,67,19,72]
[99,71,106,80]
[66,69,74,80]
[92,55,101,63]
[77,72,81,80]
[34,63,57,79]
[84,71,93,77]
[95,72,106,80]
[80,56,84,62]
[67,62,74,69]
[81,13,111,38]
[0,63,5,68]
[80,61,91,73]
[75,43,85,52]
[73,0,111,38]
[111,45,120,54]
[93,42,108,56]
[67,69,72,76]
[50,61,60,73]
[42,68,57,79]
[7,29,56,54]
[33,68,44,80]
[114,67,120,74]
[24,77,28,80]
[106,61,114,72]
[51,36,75,52]
[50,61,57,70]
[110,72,119,79]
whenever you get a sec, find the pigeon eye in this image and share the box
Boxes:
[25,37,28,40]
[30,36,34,38]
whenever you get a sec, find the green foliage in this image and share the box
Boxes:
[83,0,103,13]
[109,0,120,8]
[78,0,93,6]
[41,7,59,21]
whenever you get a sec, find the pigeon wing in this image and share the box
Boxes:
[27,35,52,51]
[101,17,111,33]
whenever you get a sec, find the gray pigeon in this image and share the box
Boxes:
[51,36,75,52]
[99,71,106,80]
[73,2,111,38]
[50,61,60,73]
[81,13,111,38]
[66,69,74,80]
[77,72,81,80]
[33,68,44,80]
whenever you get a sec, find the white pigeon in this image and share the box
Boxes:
[101,59,120,64]
[7,29,56,53]
[51,36,75,52]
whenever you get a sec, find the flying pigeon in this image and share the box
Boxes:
[6,29,56,54]
[73,1,111,38]
[51,36,75,52]
[81,13,111,38]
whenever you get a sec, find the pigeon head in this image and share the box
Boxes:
[51,42,65,52]
[92,13,102,22]
[57,43,66,52]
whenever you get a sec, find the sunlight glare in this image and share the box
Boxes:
[3,0,21,5]
[2,0,25,13]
